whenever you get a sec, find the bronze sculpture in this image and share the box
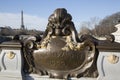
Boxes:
[22,8,98,79]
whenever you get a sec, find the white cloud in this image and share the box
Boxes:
[0,13,48,31]
[0,12,80,32]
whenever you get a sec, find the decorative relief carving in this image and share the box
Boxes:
[6,51,15,59]
[62,36,84,51]
[107,54,119,64]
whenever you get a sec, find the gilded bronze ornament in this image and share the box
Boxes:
[23,8,98,79]
[107,54,119,64]
[6,51,15,59]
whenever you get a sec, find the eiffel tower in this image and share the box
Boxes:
[21,10,25,30]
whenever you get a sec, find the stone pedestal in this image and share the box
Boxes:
[0,41,23,80]
[97,52,120,80]
[24,74,97,80]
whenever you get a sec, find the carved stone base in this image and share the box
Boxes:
[97,52,120,80]
[0,41,23,80]
[0,74,97,80]
[0,76,22,80]
[24,74,97,80]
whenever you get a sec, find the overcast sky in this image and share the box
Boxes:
[0,0,120,31]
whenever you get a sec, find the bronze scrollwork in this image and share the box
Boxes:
[23,8,98,79]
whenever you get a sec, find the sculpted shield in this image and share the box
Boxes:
[24,8,98,79]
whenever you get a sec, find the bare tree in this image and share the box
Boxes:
[79,26,91,35]
[79,17,100,35]
[92,12,120,36]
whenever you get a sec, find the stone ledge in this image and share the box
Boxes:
[24,74,97,80]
